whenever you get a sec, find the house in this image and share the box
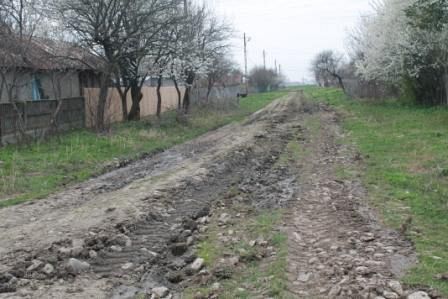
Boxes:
[0,28,101,103]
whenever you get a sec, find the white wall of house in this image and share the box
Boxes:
[0,70,81,103]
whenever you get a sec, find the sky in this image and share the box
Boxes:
[207,0,373,82]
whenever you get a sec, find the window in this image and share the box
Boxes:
[31,75,46,101]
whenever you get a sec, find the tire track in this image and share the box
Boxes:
[0,94,304,299]
[285,101,426,299]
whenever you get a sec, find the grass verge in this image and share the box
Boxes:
[303,86,448,296]
[0,91,286,208]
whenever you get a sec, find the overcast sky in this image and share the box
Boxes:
[207,0,373,82]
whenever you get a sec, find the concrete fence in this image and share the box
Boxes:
[84,86,185,128]
[0,97,85,145]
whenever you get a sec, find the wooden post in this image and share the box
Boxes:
[263,50,266,70]
[244,33,248,94]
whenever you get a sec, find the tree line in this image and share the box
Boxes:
[311,0,448,106]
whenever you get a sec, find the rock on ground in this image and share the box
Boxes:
[189,258,204,272]
[407,291,431,299]
[66,258,90,275]
[152,286,169,298]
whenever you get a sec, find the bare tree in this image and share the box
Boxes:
[0,36,29,141]
[311,50,346,91]
[58,0,131,130]
[205,55,235,102]
[0,0,44,37]
[61,0,179,123]
[0,0,45,141]
[145,22,181,119]
[170,3,232,114]
[115,0,178,121]
[249,67,280,92]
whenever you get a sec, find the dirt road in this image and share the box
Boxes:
[0,92,430,298]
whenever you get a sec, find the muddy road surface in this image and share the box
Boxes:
[0,92,430,299]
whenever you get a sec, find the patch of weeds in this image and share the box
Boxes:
[334,164,358,180]
[197,238,220,267]
[303,114,321,137]
[276,134,308,167]
[265,233,289,298]
[439,168,448,177]
[184,207,290,298]
[250,211,281,236]
[277,141,302,166]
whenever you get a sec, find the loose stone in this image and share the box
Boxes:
[190,258,204,272]
[407,291,431,299]
[66,258,90,275]
[152,286,169,298]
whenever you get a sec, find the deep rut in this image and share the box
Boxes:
[0,94,303,299]
[0,93,433,299]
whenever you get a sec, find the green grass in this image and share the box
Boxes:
[276,135,307,167]
[303,86,448,296]
[0,91,286,208]
[188,209,290,299]
[222,211,289,298]
[197,236,220,267]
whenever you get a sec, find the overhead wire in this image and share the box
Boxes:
[209,0,371,80]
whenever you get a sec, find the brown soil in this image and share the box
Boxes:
[283,102,418,298]
[0,92,431,299]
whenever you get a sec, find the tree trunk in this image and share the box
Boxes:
[182,86,191,113]
[10,101,28,142]
[128,82,142,121]
[42,99,63,139]
[120,93,128,121]
[96,75,109,131]
[335,75,345,92]
[182,72,195,114]
[443,69,448,106]
[44,72,70,139]
[173,77,182,110]
[114,76,129,122]
[6,71,28,141]
[206,77,214,103]
[0,73,5,102]
[156,75,162,118]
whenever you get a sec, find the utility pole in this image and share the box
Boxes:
[244,33,248,94]
[275,59,278,74]
[263,50,266,70]
[183,0,187,15]
[279,64,282,75]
